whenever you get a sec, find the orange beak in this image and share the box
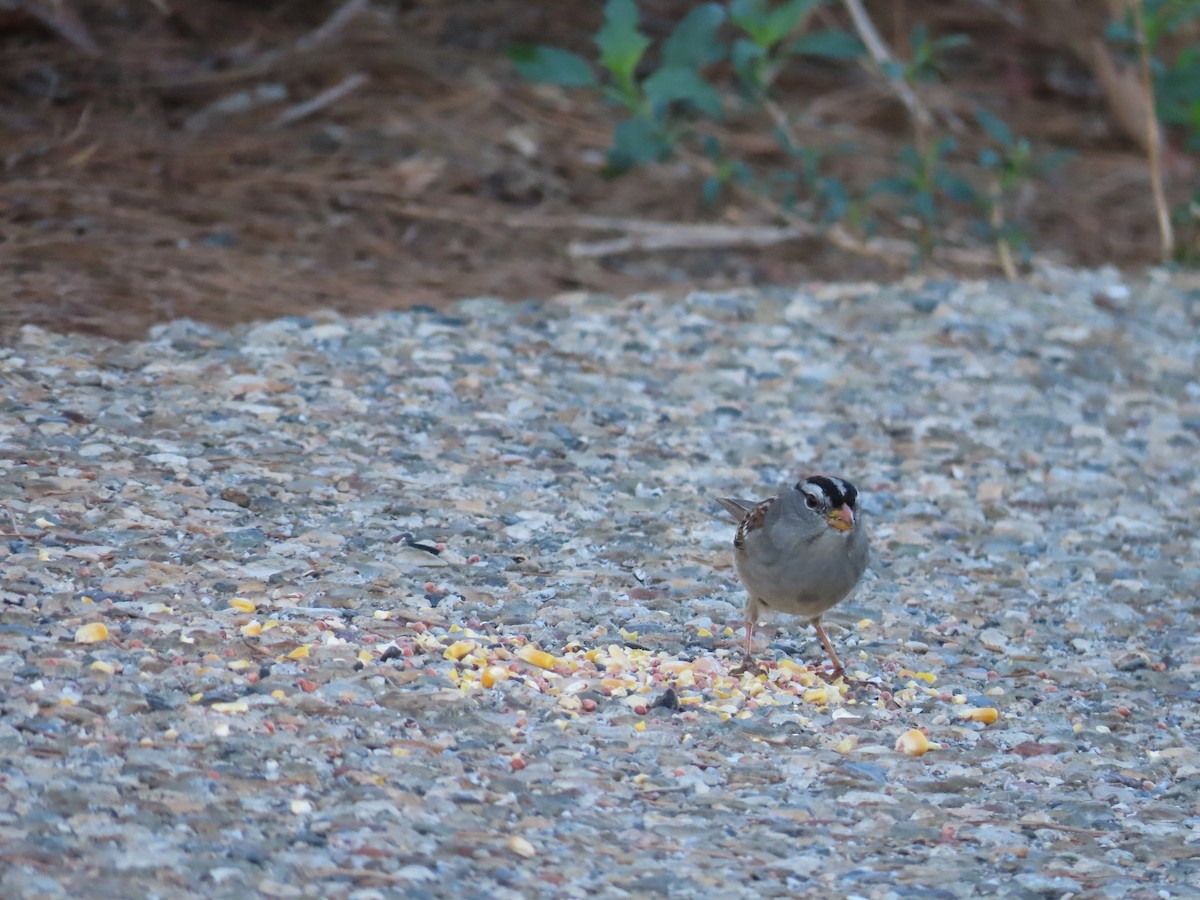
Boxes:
[826,505,855,532]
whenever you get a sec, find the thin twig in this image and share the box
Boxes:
[271,73,369,129]
[988,179,1018,280]
[149,0,369,89]
[254,0,369,71]
[840,0,933,131]
[1131,0,1174,262]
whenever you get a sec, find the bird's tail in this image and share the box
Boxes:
[715,497,754,523]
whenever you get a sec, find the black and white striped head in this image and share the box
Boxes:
[794,475,859,532]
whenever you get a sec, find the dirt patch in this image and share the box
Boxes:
[0,1,1191,341]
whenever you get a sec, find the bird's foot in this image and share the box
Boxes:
[730,656,768,677]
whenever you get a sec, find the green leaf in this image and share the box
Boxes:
[607,116,673,171]
[1036,148,1076,174]
[898,145,921,170]
[909,23,930,56]
[702,175,723,206]
[596,0,651,86]
[934,135,958,156]
[910,190,936,223]
[817,176,849,222]
[873,176,913,197]
[764,0,821,48]
[729,0,769,44]
[932,34,970,52]
[936,171,977,204]
[790,28,864,59]
[663,3,727,68]
[732,37,768,89]
[643,66,724,118]
[974,108,1014,147]
[508,46,597,87]
[1104,19,1135,44]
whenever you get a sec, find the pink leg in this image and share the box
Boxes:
[812,616,844,678]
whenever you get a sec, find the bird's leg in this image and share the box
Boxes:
[812,616,844,679]
[743,615,755,663]
[731,602,766,676]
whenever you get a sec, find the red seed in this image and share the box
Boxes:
[297,678,317,693]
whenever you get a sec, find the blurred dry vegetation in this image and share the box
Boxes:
[0,0,1197,341]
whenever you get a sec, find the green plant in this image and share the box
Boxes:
[883,23,970,86]
[873,138,973,261]
[509,1,1073,272]
[973,109,1075,276]
[510,0,728,171]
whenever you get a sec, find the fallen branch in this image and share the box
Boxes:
[568,223,809,257]
[390,201,1000,268]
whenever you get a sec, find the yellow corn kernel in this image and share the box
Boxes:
[74,622,109,644]
[211,700,250,714]
[963,707,999,724]
[517,645,558,670]
[834,736,857,755]
[481,666,510,689]
[634,720,646,732]
[443,640,478,661]
[228,660,252,671]
[508,836,537,859]
[229,598,256,613]
[89,660,115,675]
[895,728,930,756]
[240,620,263,637]
[287,645,310,660]
[696,627,713,637]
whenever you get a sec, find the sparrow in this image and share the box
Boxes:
[717,475,869,676]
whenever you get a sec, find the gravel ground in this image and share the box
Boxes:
[1,269,1198,899]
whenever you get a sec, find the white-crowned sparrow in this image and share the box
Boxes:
[717,475,869,676]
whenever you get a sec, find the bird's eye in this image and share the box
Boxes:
[804,494,818,509]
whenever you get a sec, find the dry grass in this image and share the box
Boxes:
[0,0,1194,341]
